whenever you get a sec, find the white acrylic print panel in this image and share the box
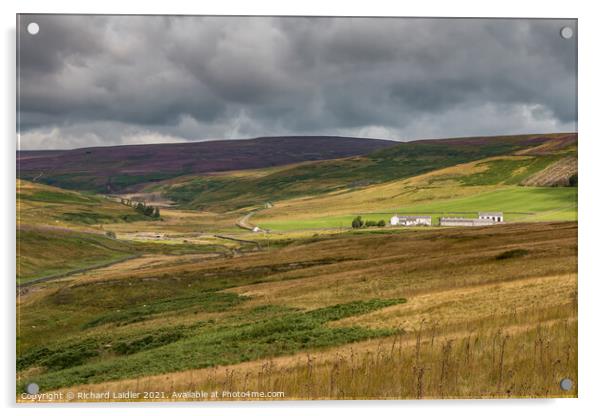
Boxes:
[16,15,577,402]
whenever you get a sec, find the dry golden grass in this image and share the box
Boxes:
[22,222,577,401]
[17,253,224,304]
[332,274,576,330]
[42,312,576,401]
[104,208,238,235]
[229,223,577,309]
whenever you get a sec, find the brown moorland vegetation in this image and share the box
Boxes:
[18,222,577,401]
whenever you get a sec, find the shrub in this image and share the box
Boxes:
[113,330,185,355]
[351,216,364,228]
[134,202,161,219]
[495,249,529,260]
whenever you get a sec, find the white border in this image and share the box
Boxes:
[3,1,601,415]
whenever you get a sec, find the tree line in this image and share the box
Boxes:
[351,216,386,228]
[120,198,161,219]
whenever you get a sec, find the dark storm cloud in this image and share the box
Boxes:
[17,15,577,149]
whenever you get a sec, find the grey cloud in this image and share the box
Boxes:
[17,15,577,149]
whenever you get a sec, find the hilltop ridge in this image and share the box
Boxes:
[17,136,396,193]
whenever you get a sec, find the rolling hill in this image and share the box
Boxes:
[154,133,576,212]
[16,180,146,284]
[251,134,577,230]
[255,187,577,231]
[17,179,153,228]
[17,136,396,193]
[16,180,224,284]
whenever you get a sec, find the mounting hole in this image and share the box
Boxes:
[560,26,573,40]
[26,383,40,394]
[559,378,573,391]
[27,22,40,35]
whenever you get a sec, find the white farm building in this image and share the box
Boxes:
[478,212,504,223]
[440,212,504,227]
[390,215,432,227]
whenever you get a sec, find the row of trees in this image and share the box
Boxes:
[134,202,161,219]
[119,198,161,219]
[351,216,386,229]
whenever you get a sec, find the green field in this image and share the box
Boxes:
[257,186,577,230]
[392,186,577,221]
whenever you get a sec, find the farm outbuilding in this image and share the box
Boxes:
[440,212,504,227]
[390,215,432,226]
[440,217,495,227]
[478,212,504,223]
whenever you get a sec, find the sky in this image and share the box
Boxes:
[17,15,577,150]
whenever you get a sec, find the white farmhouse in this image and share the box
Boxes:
[478,212,504,223]
[390,215,432,226]
[252,226,261,232]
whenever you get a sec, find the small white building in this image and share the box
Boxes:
[252,226,261,233]
[478,212,504,223]
[390,215,432,227]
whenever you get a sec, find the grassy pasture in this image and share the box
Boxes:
[250,150,576,231]
[257,186,577,230]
